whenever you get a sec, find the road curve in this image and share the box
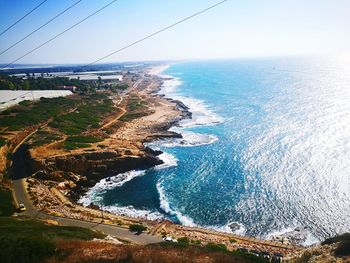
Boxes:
[12,178,162,245]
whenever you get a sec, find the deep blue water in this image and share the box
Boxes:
[81,56,350,243]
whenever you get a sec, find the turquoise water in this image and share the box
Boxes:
[81,56,350,244]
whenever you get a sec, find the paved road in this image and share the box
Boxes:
[12,179,162,245]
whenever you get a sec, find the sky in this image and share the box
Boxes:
[0,0,349,64]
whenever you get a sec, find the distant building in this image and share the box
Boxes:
[56,85,77,92]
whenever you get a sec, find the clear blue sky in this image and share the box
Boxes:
[0,0,349,64]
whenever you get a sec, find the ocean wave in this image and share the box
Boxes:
[79,170,146,206]
[155,152,178,169]
[209,221,247,236]
[159,76,223,128]
[79,152,178,211]
[265,226,320,246]
[157,182,197,227]
[157,182,247,235]
[146,130,218,149]
[102,204,165,221]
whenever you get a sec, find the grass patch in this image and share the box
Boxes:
[323,233,350,257]
[0,138,7,147]
[322,233,350,245]
[66,135,103,144]
[63,136,103,150]
[205,242,228,253]
[119,112,148,122]
[63,141,91,150]
[152,242,267,262]
[0,96,80,131]
[335,240,350,257]
[0,217,105,240]
[0,217,105,263]
[50,95,115,135]
[0,188,16,216]
[28,130,62,147]
[128,98,148,111]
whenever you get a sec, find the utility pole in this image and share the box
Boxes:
[100,197,104,223]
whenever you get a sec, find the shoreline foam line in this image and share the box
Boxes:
[80,63,225,232]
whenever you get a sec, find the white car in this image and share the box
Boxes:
[163,237,178,243]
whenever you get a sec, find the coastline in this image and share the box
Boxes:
[22,64,193,221]
[8,64,300,256]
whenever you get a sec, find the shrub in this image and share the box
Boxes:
[0,235,55,263]
[205,243,227,252]
[191,239,201,245]
[335,240,350,257]
[229,238,237,243]
[0,138,6,147]
[6,152,12,160]
[0,189,16,216]
[129,224,147,233]
[178,237,190,244]
[322,233,350,245]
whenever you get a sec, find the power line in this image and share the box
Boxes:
[0,0,83,56]
[80,0,228,69]
[1,0,120,69]
[0,0,49,37]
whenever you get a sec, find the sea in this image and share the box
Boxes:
[80,55,350,245]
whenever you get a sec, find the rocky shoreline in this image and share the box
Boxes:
[18,73,192,205]
[8,69,301,257]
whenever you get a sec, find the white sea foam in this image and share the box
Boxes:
[155,152,178,169]
[102,205,165,221]
[146,130,218,149]
[79,170,146,206]
[212,221,247,236]
[159,75,223,128]
[265,226,320,246]
[147,71,222,149]
[79,151,178,220]
[157,182,197,227]
[80,65,223,230]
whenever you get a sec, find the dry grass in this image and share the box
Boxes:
[48,239,263,263]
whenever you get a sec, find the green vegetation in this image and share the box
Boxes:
[129,224,147,234]
[0,138,7,147]
[205,242,228,252]
[1,235,55,263]
[0,96,80,131]
[155,242,267,263]
[110,83,128,92]
[335,240,350,257]
[50,95,114,135]
[323,233,350,245]
[63,136,103,150]
[177,236,190,244]
[128,97,148,111]
[0,217,105,263]
[0,188,16,216]
[118,95,149,122]
[229,238,237,243]
[28,130,62,147]
[323,233,350,257]
[0,74,88,91]
[119,112,148,122]
[191,239,202,245]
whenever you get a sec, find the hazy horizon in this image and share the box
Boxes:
[1,0,350,65]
